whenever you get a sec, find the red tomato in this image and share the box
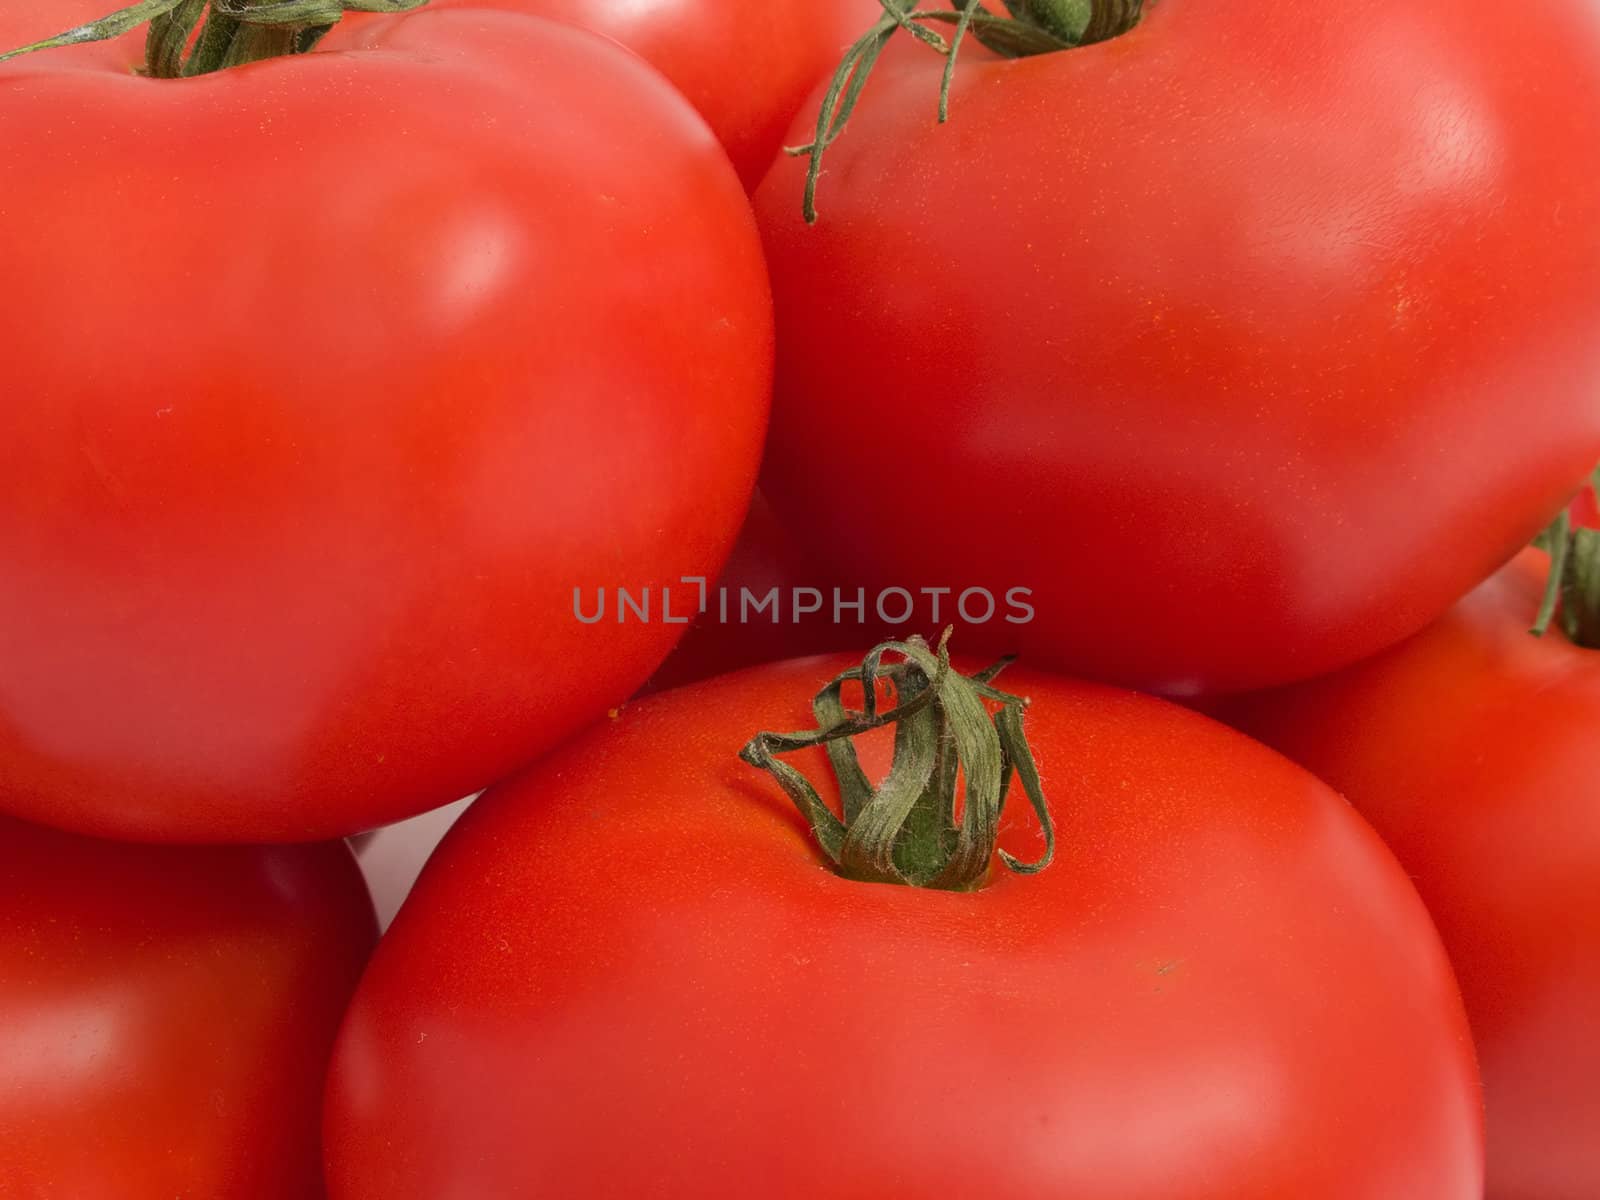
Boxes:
[0,10,771,842]
[0,813,376,1198]
[1217,548,1600,1200]
[417,0,882,188]
[326,654,1482,1198]
[754,0,1600,695]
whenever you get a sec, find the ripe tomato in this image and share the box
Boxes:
[755,0,1600,695]
[0,814,376,1198]
[0,9,772,842]
[326,652,1482,1198]
[417,0,881,189]
[1217,548,1600,1200]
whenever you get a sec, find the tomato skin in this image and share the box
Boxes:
[326,656,1482,1198]
[1217,549,1600,1200]
[755,0,1600,695]
[0,814,376,1198]
[0,11,772,842]
[419,0,881,188]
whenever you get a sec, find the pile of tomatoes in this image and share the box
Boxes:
[3,1,1599,1196]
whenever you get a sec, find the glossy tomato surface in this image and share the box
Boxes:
[0,814,376,1198]
[1219,549,1600,1200]
[327,655,1482,1198]
[0,10,772,842]
[417,0,880,188]
[756,0,1600,695]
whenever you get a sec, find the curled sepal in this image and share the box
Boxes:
[0,0,428,76]
[740,630,1056,892]
[993,701,1055,874]
[0,0,186,66]
[1563,527,1600,649]
[1531,508,1572,638]
[1531,468,1600,649]
[1000,0,1091,42]
[211,0,428,25]
[956,11,1071,58]
[146,0,207,77]
[1082,0,1144,43]
[786,0,1142,223]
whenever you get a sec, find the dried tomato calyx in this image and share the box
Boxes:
[0,0,427,77]
[741,629,1055,892]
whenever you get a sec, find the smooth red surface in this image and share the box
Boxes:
[0,814,376,1198]
[421,0,880,188]
[0,10,772,842]
[1219,549,1600,1200]
[756,0,1600,695]
[327,655,1483,1199]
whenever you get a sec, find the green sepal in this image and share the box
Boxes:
[0,0,429,74]
[0,0,186,65]
[1531,509,1572,638]
[146,0,207,77]
[209,0,426,26]
[1561,527,1600,648]
[741,631,1056,892]
[787,0,1144,222]
[999,0,1091,44]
